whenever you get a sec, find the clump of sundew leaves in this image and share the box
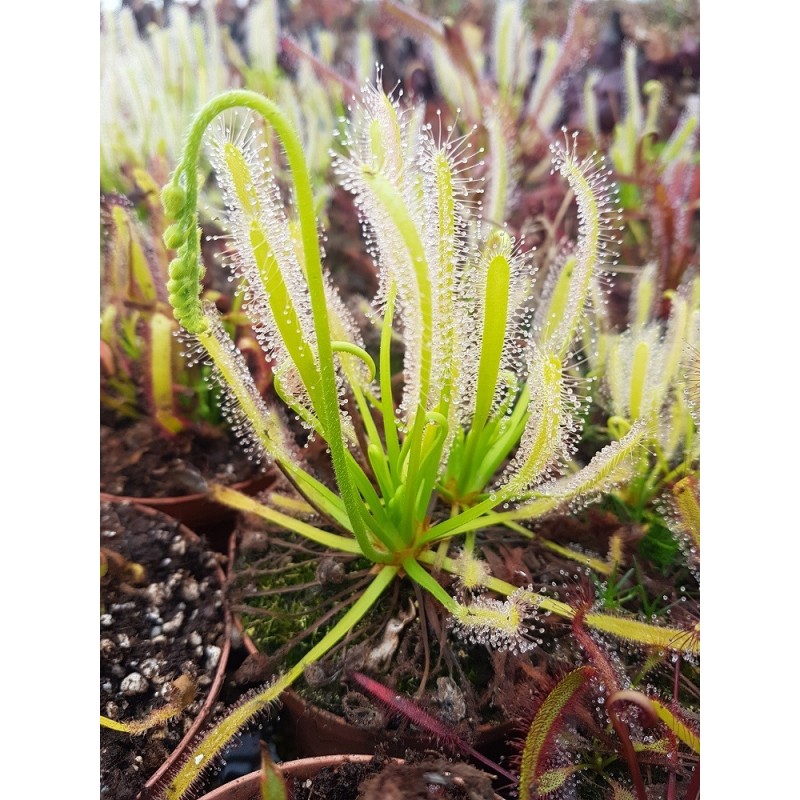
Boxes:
[132,69,701,799]
[592,41,700,292]
[101,0,362,442]
[377,0,699,296]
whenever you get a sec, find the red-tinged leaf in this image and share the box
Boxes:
[519,666,595,800]
[607,779,637,800]
[351,672,516,783]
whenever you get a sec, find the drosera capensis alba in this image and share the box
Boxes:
[147,79,699,798]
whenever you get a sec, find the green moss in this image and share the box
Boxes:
[638,520,681,572]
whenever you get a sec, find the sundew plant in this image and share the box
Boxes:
[156,82,699,798]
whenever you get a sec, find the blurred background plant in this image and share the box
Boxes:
[100,0,373,204]
[100,2,230,195]
[100,195,271,435]
[100,0,370,488]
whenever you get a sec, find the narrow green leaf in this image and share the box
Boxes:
[380,283,401,470]
[504,352,565,498]
[364,171,433,410]
[628,339,650,420]
[537,255,577,352]
[473,250,511,431]
[249,220,320,402]
[149,312,184,434]
[210,484,362,555]
[673,476,700,548]
[224,141,260,217]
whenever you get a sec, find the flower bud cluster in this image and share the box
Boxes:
[161,183,206,334]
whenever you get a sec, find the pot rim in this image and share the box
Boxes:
[100,471,275,527]
[195,755,403,800]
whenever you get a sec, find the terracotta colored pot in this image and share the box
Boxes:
[99,500,233,800]
[196,755,399,800]
[101,470,275,539]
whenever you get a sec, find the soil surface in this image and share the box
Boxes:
[100,416,263,498]
[100,502,227,800]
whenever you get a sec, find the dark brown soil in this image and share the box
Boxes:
[100,502,227,800]
[289,755,496,800]
[288,755,390,800]
[100,416,262,498]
